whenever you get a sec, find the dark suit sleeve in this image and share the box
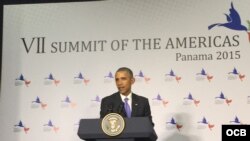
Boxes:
[144,98,154,127]
[100,97,109,118]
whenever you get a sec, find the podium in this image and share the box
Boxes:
[77,117,158,141]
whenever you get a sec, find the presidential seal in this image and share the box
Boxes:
[101,113,125,136]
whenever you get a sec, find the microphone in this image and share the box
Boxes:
[118,102,124,115]
[107,103,113,113]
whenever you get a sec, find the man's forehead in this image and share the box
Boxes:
[115,71,131,78]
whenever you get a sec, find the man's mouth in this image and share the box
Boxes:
[118,87,125,90]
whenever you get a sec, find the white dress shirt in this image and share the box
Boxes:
[120,92,132,109]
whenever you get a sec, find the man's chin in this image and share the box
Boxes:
[119,91,125,94]
[119,91,129,96]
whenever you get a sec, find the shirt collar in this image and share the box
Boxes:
[120,92,132,102]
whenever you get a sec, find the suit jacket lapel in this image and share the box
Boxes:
[114,92,123,104]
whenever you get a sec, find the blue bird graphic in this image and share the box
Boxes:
[215,92,226,99]
[228,68,239,75]
[32,97,41,103]
[44,120,54,127]
[92,96,101,102]
[196,68,207,76]
[166,118,176,125]
[62,96,71,103]
[104,72,114,78]
[45,73,54,80]
[208,2,247,31]
[153,94,162,101]
[75,73,84,79]
[166,70,176,77]
[16,74,25,81]
[15,121,24,127]
[230,116,240,124]
[198,117,208,124]
[184,93,193,100]
[135,71,144,78]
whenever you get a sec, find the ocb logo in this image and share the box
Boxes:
[226,129,246,136]
[222,125,249,141]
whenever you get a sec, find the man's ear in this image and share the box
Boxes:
[131,77,135,84]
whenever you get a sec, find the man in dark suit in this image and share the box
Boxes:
[100,67,154,126]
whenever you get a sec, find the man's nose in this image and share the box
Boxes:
[116,80,122,85]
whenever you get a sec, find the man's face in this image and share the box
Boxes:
[115,71,135,96]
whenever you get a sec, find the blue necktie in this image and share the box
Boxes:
[124,98,131,118]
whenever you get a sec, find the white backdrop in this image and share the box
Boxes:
[1,0,250,141]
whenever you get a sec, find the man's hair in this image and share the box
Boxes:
[116,67,134,78]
